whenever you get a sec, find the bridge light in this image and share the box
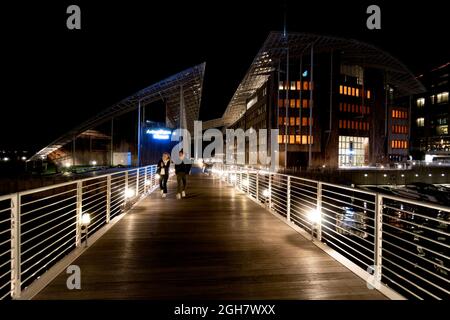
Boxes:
[428,174,432,177]
[262,189,270,198]
[308,209,321,223]
[383,174,387,177]
[80,213,91,227]
[90,160,97,166]
[125,188,135,199]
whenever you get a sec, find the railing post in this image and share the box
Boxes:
[287,176,291,223]
[75,181,82,247]
[246,170,250,195]
[374,193,383,284]
[106,175,111,224]
[268,173,272,210]
[124,171,129,205]
[136,168,140,196]
[316,182,323,241]
[240,171,243,191]
[144,166,148,193]
[256,171,259,201]
[11,193,21,299]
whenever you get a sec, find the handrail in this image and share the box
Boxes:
[0,164,159,300]
[213,164,450,300]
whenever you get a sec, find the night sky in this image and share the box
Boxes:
[1,0,449,152]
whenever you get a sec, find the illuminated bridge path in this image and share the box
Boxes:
[35,174,385,300]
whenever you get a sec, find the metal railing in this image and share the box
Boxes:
[0,164,158,300]
[213,164,450,300]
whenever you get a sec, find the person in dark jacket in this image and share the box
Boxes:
[174,150,191,199]
[157,152,171,198]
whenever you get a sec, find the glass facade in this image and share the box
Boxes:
[338,136,369,167]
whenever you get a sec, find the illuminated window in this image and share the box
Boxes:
[278,99,284,108]
[301,117,313,126]
[339,103,343,112]
[339,120,342,128]
[278,117,285,125]
[302,99,309,108]
[437,92,449,103]
[290,117,295,126]
[296,99,300,108]
[338,136,369,167]
[352,88,356,96]
[296,135,301,144]
[344,86,348,95]
[416,98,425,107]
[290,81,296,90]
[356,88,359,97]
[367,90,371,99]
[296,117,300,126]
[290,99,296,108]
[278,135,283,144]
[289,135,295,144]
[437,125,448,135]
[296,81,301,90]
[339,85,344,94]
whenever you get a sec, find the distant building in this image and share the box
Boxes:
[207,32,425,169]
[410,62,450,162]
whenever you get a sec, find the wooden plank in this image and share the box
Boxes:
[34,174,386,300]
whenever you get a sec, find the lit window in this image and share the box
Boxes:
[344,86,348,95]
[290,81,296,90]
[296,99,300,108]
[301,136,307,144]
[296,81,301,90]
[437,92,449,103]
[278,135,283,144]
[339,85,344,94]
[416,117,424,127]
[356,88,359,97]
[290,117,295,126]
[296,117,300,126]
[290,99,296,108]
[352,88,356,96]
[296,135,301,144]
[367,90,371,99]
[289,135,295,144]
[302,99,309,108]
[416,98,425,107]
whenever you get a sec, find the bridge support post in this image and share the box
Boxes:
[106,175,111,224]
[287,176,291,223]
[75,181,82,247]
[374,194,383,284]
[11,193,21,299]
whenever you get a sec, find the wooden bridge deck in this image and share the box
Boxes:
[35,174,386,299]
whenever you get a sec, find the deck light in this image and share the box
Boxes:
[308,209,321,224]
[262,189,270,198]
[125,188,135,199]
[81,213,91,227]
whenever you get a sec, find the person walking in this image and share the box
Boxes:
[175,150,191,199]
[157,152,171,198]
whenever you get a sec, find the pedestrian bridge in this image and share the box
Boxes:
[0,165,448,300]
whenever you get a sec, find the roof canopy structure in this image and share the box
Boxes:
[30,63,205,161]
[219,32,425,128]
